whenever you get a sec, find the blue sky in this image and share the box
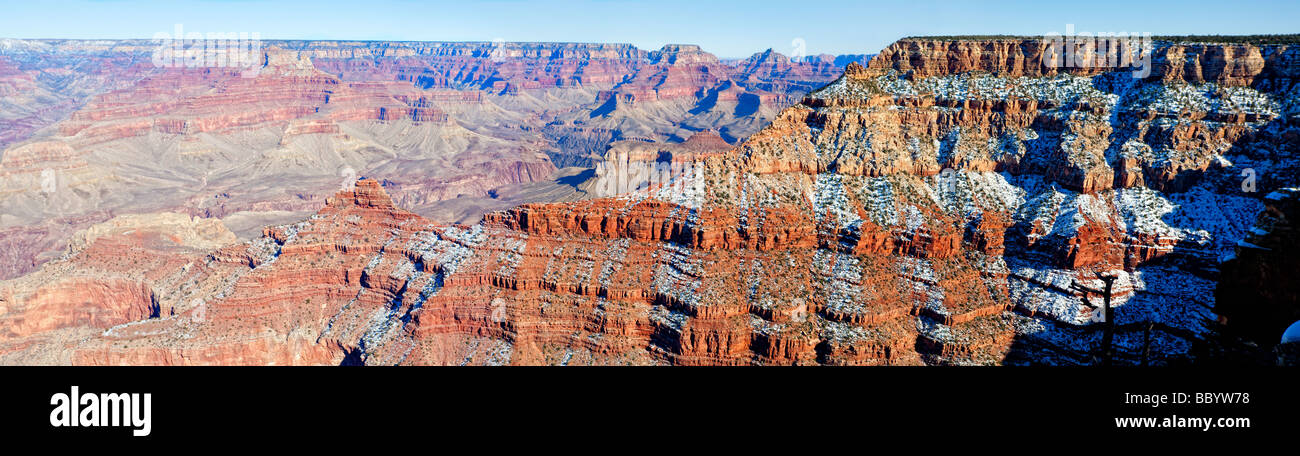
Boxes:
[2,0,1297,58]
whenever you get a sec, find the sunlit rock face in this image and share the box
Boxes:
[1,37,1296,365]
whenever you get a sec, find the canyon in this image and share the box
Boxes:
[0,36,1297,365]
[0,39,858,279]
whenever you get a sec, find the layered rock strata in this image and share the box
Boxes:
[0,40,850,279]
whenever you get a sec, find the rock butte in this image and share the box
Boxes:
[0,37,1297,365]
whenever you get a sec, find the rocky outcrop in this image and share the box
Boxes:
[0,179,930,365]
[869,38,1299,86]
[3,278,158,338]
[0,211,243,355]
